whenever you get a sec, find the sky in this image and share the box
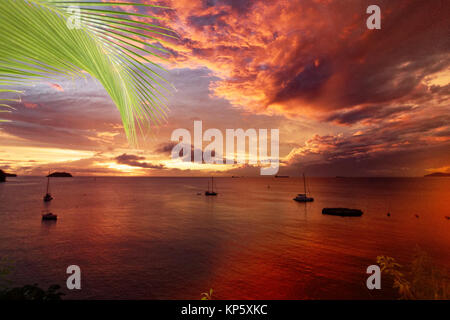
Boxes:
[0,0,449,177]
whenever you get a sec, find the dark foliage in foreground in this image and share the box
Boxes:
[0,284,64,300]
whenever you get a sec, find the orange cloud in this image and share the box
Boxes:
[138,0,449,120]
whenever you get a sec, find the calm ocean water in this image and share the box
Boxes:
[0,176,449,299]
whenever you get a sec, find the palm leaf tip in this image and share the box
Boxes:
[0,0,176,143]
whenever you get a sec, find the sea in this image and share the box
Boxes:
[0,176,449,299]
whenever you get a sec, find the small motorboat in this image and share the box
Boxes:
[42,213,58,221]
[322,208,363,217]
[293,193,314,202]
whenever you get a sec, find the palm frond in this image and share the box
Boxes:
[0,0,175,143]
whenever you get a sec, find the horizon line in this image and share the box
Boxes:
[4,175,443,178]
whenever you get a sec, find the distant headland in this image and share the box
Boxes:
[424,172,450,177]
[47,172,73,177]
[0,169,17,182]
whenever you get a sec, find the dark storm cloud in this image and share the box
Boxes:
[188,12,228,29]
[162,0,449,115]
[326,105,414,125]
[155,141,178,155]
[115,153,165,169]
[272,61,333,105]
[267,0,450,111]
[285,113,450,176]
[204,0,254,13]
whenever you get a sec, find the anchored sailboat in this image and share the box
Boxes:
[293,173,314,202]
[43,175,53,202]
[205,177,218,196]
[42,212,57,220]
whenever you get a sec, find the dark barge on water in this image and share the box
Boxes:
[322,208,363,217]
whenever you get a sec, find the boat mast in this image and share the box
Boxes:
[46,176,50,194]
[303,173,306,195]
[211,177,214,192]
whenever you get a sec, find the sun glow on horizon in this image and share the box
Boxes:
[1,146,94,164]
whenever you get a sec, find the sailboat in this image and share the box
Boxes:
[293,173,314,202]
[205,177,218,196]
[43,175,53,202]
[42,212,58,220]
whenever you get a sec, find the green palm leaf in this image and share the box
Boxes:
[0,0,175,143]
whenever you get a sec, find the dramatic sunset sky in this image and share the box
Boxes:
[1,0,449,176]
